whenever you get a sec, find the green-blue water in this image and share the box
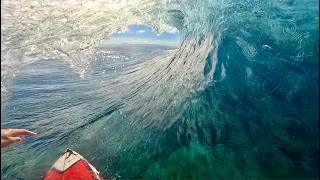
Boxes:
[1,42,318,179]
[1,0,319,179]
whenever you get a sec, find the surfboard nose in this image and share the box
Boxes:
[44,149,103,180]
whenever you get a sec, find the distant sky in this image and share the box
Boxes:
[100,24,180,46]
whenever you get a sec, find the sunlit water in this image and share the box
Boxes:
[1,45,179,179]
[1,0,319,179]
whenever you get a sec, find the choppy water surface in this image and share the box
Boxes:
[1,0,319,179]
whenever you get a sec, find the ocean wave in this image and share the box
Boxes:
[1,0,318,96]
[1,0,319,179]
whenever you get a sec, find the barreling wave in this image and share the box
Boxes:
[1,0,319,179]
[1,0,318,97]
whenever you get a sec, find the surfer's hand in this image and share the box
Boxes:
[1,129,37,148]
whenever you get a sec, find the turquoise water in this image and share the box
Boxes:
[2,43,318,179]
[1,0,319,179]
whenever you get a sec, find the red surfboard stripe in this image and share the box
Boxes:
[44,160,94,180]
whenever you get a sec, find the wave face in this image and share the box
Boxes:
[1,0,319,179]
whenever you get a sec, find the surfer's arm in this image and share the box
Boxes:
[1,129,37,148]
